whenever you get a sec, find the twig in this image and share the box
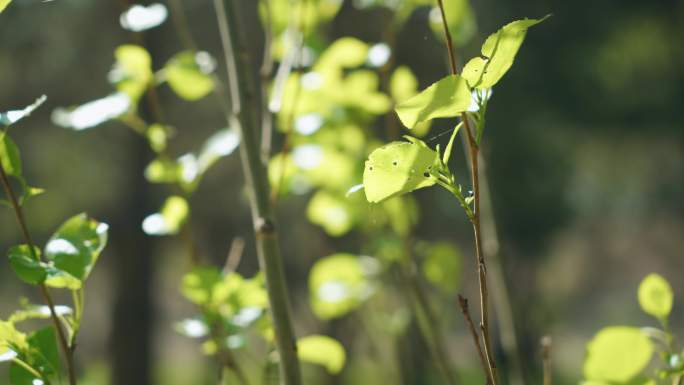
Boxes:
[223,236,245,274]
[0,162,77,385]
[457,295,491,385]
[212,2,302,385]
[435,1,499,384]
[541,336,552,385]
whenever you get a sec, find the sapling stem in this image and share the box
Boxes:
[541,336,552,385]
[458,295,491,384]
[0,162,78,385]
[435,1,499,383]
[213,1,302,385]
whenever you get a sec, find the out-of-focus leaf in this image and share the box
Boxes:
[419,242,460,293]
[309,254,378,319]
[44,268,82,290]
[146,123,170,153]
[142,196,189,236]
[27,327,59,377]
[363,138,438,203]
[0,95,47,126]
[181,267,222,306]
[44,214,109,281]
[111,45,153,100]
[298,335,346,374]
[0,132,21,176]
[583,326,653,383]
[389,66,418,103]
[638,273,673,320]
[145,157,180,184]
[0,0,11,13]
[395,75,471,128]
[165,51,215,101]
[120,3,168,32]
[52,93,131,131]
[428,0,476,46]
[8,305,72,324]
[462,16,549,89]
[306,191,356,236]
[317,37,369,70]
[8,245,47,285]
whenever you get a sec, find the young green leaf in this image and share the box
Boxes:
[395,74,472,128]
[112,45,153,100]
[26,327,60,377]
[363,139,439,203]
[44,214,109,282]
[0,132,22,177]
[442,122,463,165]
[0,0,11,13]
[181,267,222,306]
[8,245,47,285]
[583,326,653,383]
[462,16,550,89]
[0,321,28,357]
[297,335,346,374]
[637,273,673,320]
[165,51,215,101]
[306,191,356,236]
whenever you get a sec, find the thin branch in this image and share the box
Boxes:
[458,295,491,385]
[434,1,499,384]
[541,336,552,385]
[212,2,302,385]
[0,163,77,385]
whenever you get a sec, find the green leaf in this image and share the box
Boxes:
[145,157,180,184]
[9,363,37,385]
[389,66,419,103]
[27,327,59,377]
[638,273,673,320]
[181,267,222,306]
[462,16,550,89]
[44,268,81,290]
[0,132,22,177]
[395,74,472,128]
[146,123,170,153]
[419,242,461,293]
[0,320,28,357]
[317,38,369,70]
[583,326,653,383]
[0,95,47,127]
[298,335,346,374]
[8,245,47,285]
[429,0,477,46]
[165,51,215,101]
[363,138,439,203]
[112,45,153,100]
[0,0,11,13]
[306,191,356,236]
[142,195,189,236]
[44,214,109,281]
[309,254,376,320]
[442,122,463,165]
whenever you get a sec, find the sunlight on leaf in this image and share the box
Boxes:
[306,191,356,236]
[142,196,189,236]
[309,254,377,320]
[638,273,673,320]
[0,95,47,127]
[110,45,153,100]
[165,51,216,101]
[395,74,471,128]
[316,37,368,70]
[44,214,108,281]
[0,0,10,13]
[120,3,168,32]
[462,16,549,89]
[583,326,653,383]
[0,132,21,176]
[363,138,438,203]
[0,321,28,358]
[52,93,131,130]
[297,335,346,374]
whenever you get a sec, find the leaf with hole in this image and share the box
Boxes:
[462,16,550,89]
[394,74,471,128]
[363,138,439,203]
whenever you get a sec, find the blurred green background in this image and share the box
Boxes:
[1,0,683,384]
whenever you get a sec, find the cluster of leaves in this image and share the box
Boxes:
[362,16,549,210]
[1,98,109,384]
[582,274,681,385]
